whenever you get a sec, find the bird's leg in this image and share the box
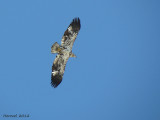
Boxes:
[51,42,62,54]
[70,53,77,58]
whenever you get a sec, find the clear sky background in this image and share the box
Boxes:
[0,0,160,120]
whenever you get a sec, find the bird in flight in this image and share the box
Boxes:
[51,18,81,88]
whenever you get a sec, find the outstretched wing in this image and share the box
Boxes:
[51,18,81,88]
[61,18,81,49]
[51,54,69,88]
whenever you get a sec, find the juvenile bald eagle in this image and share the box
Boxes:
[51,18,81,88]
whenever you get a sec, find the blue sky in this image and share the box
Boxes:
[0,0,160,120]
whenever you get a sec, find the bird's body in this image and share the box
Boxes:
[51,18,81,88]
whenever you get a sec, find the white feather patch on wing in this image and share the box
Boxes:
[68,26,73,33]
[52,71,59,76]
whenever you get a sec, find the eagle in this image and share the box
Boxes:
[51,18,81,88]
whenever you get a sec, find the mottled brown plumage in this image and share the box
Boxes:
[51,18,81,88]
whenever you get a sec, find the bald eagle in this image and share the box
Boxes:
[51,18,81,88]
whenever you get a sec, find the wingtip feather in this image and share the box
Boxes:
[51,74,62,88]
[70,17,81,31]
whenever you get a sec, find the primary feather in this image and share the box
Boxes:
[51,18,81,88]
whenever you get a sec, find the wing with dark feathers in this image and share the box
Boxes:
[51,54,69,88]
[61,18,81,49]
